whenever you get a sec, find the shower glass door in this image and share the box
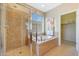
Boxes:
[6,4,32,56]
[25,16,33,55]
[32,13,44,56]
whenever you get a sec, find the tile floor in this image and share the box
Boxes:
[5,40,78,56]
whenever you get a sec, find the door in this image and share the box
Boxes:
[61,24,64,43]
[76,9,79,53]
[62,23,76,42]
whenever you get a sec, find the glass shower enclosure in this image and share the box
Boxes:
[32,13,44,55]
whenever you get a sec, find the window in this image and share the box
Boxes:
[32,13,44,33]
[32,13,43,22]
[46,17,54,35]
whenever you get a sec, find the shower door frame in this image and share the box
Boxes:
[0,3,34,56]
[0,4,6,55]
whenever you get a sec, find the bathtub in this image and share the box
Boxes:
[32,35,58,55]
[32,35,57,44]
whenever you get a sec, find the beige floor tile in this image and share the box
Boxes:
[5,40,77,56]
[6,46,32,56]
[44,41,77,56]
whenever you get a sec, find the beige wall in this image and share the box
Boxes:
[18,3,45,16]
[6,5,28,51]
[46,3,79,33]
[6,3,45,16]
[46,3,79,17]
[45,3,79,46]
[19,3,45,34]
[0,4,2,49]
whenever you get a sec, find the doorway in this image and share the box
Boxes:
[61,12,76,48]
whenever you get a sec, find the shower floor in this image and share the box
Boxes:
[6,46,32,56]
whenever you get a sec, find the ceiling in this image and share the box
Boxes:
[27,3,62,12]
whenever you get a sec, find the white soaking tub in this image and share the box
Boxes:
[32,34,58,55]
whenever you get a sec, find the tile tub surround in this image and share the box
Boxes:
[32,35,58,56]
[32,35,57,44]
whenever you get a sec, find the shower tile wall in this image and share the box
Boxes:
[2,3,45,53]
[6,4,29,52]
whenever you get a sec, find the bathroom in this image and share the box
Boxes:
[0,3,79,56]
[0,3,58,56]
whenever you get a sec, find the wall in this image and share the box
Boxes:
[20,3,45,34]
[46,3,79,33]
[6,3,45,16]
[76,8,79,54]
[0,4,2,50]
[19,3,45,16]
[46,3,79,46]
[6,5,28,51]
[46,3,79,17]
